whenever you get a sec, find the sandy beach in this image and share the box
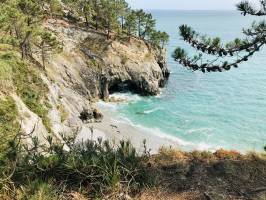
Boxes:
[85,106,180,154]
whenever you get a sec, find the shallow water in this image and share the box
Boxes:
[107,10,266,152]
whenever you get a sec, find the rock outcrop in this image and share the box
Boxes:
[45,19,169,102]
[14,18,169,138]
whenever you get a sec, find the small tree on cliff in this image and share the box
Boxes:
[35,31,62,68]
[135,9,146,38]
[0,0,41,59]
[141,13,156,39]
[63,0,95,27]
[149,31,169,48]
[114,0,129,32]
[0,0,61,60]
[172,0,266,73]
[124,11,138,36]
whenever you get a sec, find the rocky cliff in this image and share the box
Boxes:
[10,18,169,140]
[45,19,169,100]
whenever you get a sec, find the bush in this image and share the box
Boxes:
[0,52,52,132]
[1,133,153,199]
[0,96,19,159]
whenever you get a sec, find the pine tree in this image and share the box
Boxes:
[0,0,61,61]
[35,31,62,68]
[116,0,129,32]
[101,0,119,38]
[135,9,146,38]
[141,13,156,39]
[91,0,102,30]
[149,31,169,48]
[124,11,137,36]
[64,0,94,27]
[172,0,266,73]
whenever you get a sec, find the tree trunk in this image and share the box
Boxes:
[121,17,124,30]
[20,44,26,60]
[85,14,89,27]
[41,42,45,68]
[20,32,32,59]
[138,19,141,37]
[96,19,98,30]
[107,20,111,39]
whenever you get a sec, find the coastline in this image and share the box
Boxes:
[84,95,216,154]
[85,102,180,154]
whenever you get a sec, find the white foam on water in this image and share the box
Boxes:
[98,93,220,152]
[112,114,218,151]
[109,92,141,102]
[186,128,214,135]
[97,100,119,111]
[143,107,163,114]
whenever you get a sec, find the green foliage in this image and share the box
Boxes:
[172,47,187,60]
[0,0,61,60]
[12,60,52,132]
[0,52,51,132]
[173,1,266,72]
[0,97,19,158]
[1,132,153,198]
[124,11,138,35]
[36,31,62,67]
[237,0,266,16]
[150,31,169,48]
[63,0,169,48]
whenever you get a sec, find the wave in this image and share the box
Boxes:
[186,128,214,135]
[109,92,141,102]
[143,108,163,114]
[97,100,118,111]
[113,115,219,152]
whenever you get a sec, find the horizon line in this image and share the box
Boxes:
[142,9,237,11]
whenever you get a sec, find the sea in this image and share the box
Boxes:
[100,10,266,152]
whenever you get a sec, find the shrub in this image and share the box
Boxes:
[0,96,19,159]
[0,52,52,132]
[1,133,153,198]
[214,149,241,160]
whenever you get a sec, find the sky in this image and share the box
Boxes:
[126,0,243,10]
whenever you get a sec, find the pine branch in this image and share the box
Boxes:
[172,42,264,72]
[237,0,266,16]
[179,24,265,57]
[174,21,266,72]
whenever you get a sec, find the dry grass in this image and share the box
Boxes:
[147,147,266,200]
[143,53,154,62]
[57,103,69,122]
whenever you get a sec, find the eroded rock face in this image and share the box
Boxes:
[45,20,169,102]
[79,34,170,100]
[23,19,169,136]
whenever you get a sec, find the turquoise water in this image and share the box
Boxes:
[113,11,266,152]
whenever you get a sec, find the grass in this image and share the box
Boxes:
[57,103,68,122]
[0,53,14,93]
[143,52,154,62]
[0,50,52,132]
[0,96,19,159]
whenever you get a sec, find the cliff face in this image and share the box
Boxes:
[80,31,169,100]
[14,19,169,138]
[45,19,169,101]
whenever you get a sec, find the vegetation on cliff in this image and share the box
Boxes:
[0,0,168,70]
[62,0,169,47]
[0,49,51,132]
